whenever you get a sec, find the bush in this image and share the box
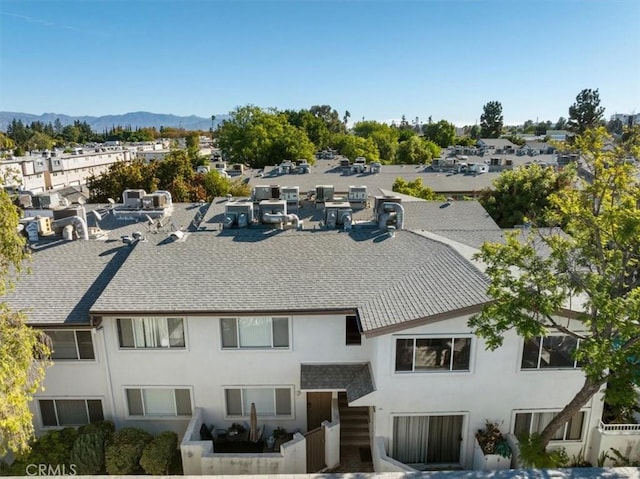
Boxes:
[139,431,178,475]
[517,433,569,468]
[70,420,115,475]
[7,428,78,475]
[105,427,152,475]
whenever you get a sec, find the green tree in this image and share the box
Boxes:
[0,132,15,150]
[392,177,444,200]
[555,116,567,130]
[568,88,606,134]
[352,121,399,163]
[0,187,51,456]
[422,119,456,148]
[309,104,345,134]
[479,163,574,228]
[480,101,504,138]
[330,133,380,161]
[395,136,440,164]
[217,106,316,168]
[470,127,640,452]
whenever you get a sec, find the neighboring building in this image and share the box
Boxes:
[518,141,556,156]
[5,188,634,474]
[476,139,517,154]
[610,113,640,127]
[1,146,132,193]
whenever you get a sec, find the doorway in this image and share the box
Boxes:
[307,392,332,430]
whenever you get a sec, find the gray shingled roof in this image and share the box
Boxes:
[300,363,375,402]
[91,225,491,333]
[3,240,133,324]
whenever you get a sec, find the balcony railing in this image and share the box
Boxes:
[599,420,640,433]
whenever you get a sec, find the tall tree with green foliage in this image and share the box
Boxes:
[330,133,380,161]
[568,88,605,134]
[216,106,316,168]
[480,101,504,138]
[395,136,440,164]
[352,121,399,163]
[309,105,345,134]
[0,187,51,455]
[422,119,456,148]
[470,127,640,453]
[479,164,574,228]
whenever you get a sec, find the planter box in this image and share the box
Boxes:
[472,438,511,471]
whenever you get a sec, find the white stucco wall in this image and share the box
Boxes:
[99,313,372,435]
[362,314,603,469]
[31,328,111,436]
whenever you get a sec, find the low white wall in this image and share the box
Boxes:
[590,427,640,466]
[371,437,415,473]
[201,433,305,475]
[181,408,306,475]
[323,397,341,469]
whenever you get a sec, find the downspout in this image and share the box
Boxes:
[96,317,119,429]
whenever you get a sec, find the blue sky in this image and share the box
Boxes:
[1,0,638,126]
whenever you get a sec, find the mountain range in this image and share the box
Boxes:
[0,111,229,132]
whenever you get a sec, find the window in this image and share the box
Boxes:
[125,388,192,417]
[346,315,361,345]
[514,410,585,441]
[521,335,580,369]
[39,399,103,427]
[221,317,289,349]
[393,415,463,465]
[44,330,95,360]
[395,337,471,372]
[224,387,292,417]
[117,318,185,349]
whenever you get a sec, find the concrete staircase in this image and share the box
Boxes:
[338,392,370,447]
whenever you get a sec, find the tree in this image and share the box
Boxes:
[470,127,640,452]
[555,116,567,131]
[422,120,456,148]
[395,136,440,165]
[480,101,504,138]
[352,121,399,163]
[392,177,444,200]
[568,88,605,134]
[0,187,51,455]
[478,164,574,228]
[607,118,624,136]
[469,124,481,140]
[309,105,344,134]
[343,110,350,128]
[330,133,380,161]
[216,105,316,168]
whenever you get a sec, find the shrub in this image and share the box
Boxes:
[139,431,178,475]
[517,433,568,468]
[105,427,152,475]
[70,420,115,475]
[7,428,78,475]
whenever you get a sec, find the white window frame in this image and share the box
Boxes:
[220,316,291,350]
[223,386,294,419]
[116,317,187,350]
[123,386,193,419]
[393,335,473,373]
[512,409,588,442]
[43,329,96,361]
[520,334,581,371]
[38,398,104,428]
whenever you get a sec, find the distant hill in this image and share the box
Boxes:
[0,111,229,132]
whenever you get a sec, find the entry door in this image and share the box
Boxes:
[307,392,332,430]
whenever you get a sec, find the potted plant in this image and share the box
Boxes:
[473,421,512,471]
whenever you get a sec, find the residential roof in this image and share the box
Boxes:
[300,363,375,402]
[90,223,491,333]
[477,139,517,149]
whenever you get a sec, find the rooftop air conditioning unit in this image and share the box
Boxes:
[32,193,60,209]
[253,185,279,202]
[281,186,299,203]
[348,186,367,204]
[122,189,146,208]
[324,201,353,229]
[223,201,254,228]
[315,185,334,203]
[374,195,402,214]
